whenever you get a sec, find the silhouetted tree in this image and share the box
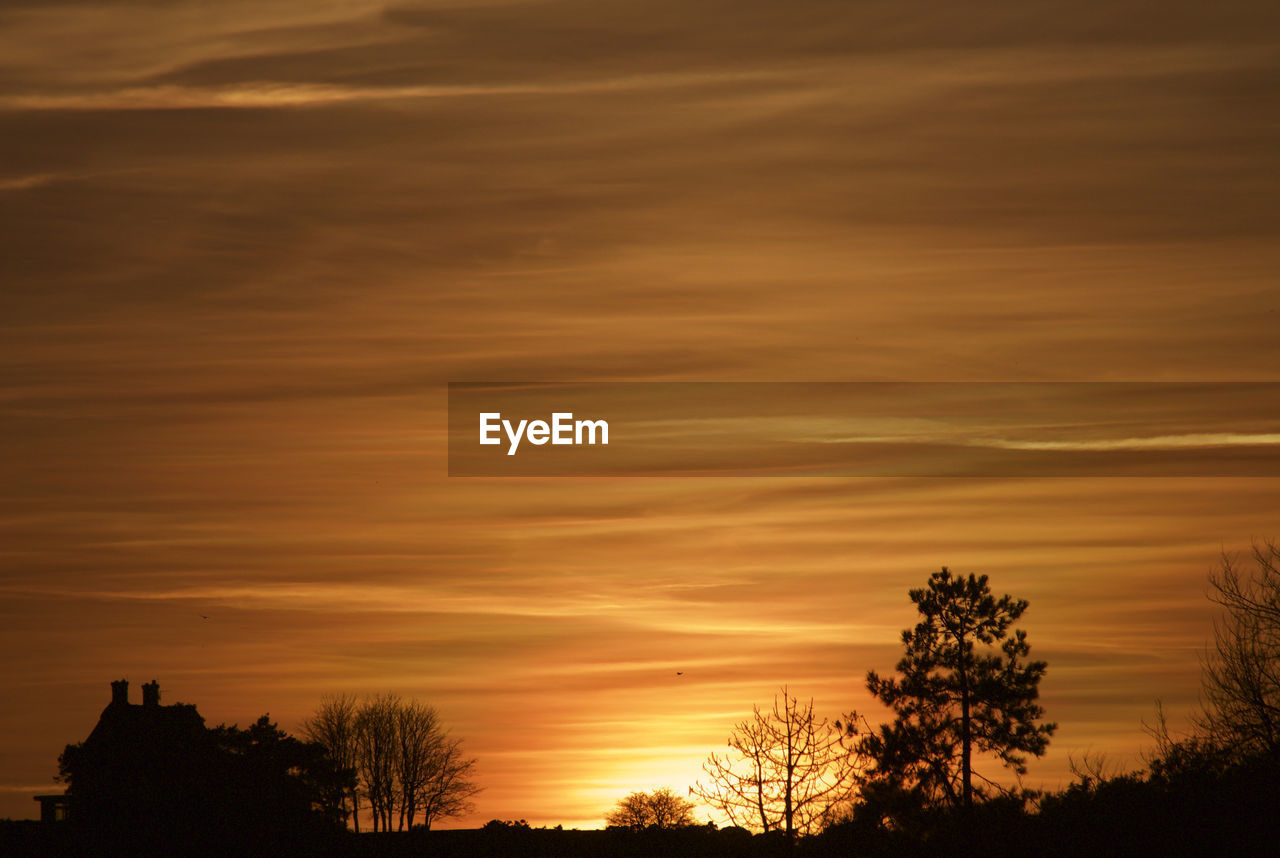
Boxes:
[301,693,362,831]
[416,732,480,830]
[857,568,1055,818]
[211,715,353,833]
[394,699,440,830]
[356,693,400,831]
[1199,541,1280,760]
[308,693,480,831]
[692,688,860,840]
[605,787,699,829]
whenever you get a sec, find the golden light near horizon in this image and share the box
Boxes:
[3,0,1280,833]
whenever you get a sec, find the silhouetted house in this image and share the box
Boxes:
[32,793,71,823]
[58,679,216,854]
[38,680,203,827]
[80,678,205,753]
[57,679,348,855]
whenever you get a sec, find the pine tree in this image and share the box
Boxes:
[858,568,1055,816]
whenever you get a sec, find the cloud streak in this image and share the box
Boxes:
[983,433,1280,451]
[0,70,790,111]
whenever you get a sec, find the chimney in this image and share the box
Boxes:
[142,680,160,708]
[110,679,129,706]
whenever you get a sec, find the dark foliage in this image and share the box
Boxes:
[815,741,1280,858]
[605,787,700,829]
[333,824,787,858]
[856,568,1055,821]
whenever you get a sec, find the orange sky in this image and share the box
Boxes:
[3,0,1280,828]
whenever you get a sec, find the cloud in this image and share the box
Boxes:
[984,433,1280,451]
[0,70,790,112]
[0,172,63,190]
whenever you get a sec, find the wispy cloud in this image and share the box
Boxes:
[983,433,1280,451]
[0,70,787,111]
[0,173,62,191]
[810,431,1280,452]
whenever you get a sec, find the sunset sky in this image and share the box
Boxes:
[3,0,1280,828]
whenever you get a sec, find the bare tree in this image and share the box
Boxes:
[308,693,481,832]
[301,693,362,831]
[645,786,699,828]
[417,734,481,830]
[1066,751,1126,791]
[395,700,441,830]
[692,688,861,840]
[605,787,698,829]
[606,791,653,829]
[1200,541,1280,759]
[355,693,400,832]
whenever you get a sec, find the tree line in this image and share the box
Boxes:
[41,541,1280,855]
[604,547,1280,853]
[301,693,480,832]
[663,567,1053,841]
